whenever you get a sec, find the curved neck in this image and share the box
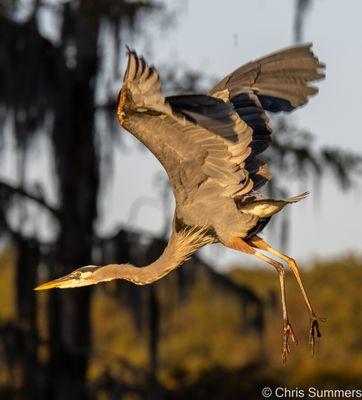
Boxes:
[97,227,213,285]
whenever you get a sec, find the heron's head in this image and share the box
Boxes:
[35,265,104,290]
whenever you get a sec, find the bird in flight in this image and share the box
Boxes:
[36,44,325,362]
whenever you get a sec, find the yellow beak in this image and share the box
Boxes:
[34,275,71,291]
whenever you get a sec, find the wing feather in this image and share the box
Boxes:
[119,50,254,203]
[210,43,325,109]
[209,43,325,190]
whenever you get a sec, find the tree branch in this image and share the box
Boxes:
[0,181,60,218]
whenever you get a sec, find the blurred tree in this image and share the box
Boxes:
[0,1,161,399]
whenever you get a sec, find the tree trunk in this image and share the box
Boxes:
[15,237,41,399]
[46,7,100,399]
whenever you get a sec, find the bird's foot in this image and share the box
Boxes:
[309,315,326,355]
[282,320,298,364]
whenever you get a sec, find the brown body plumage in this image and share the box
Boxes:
[36,44,325,363]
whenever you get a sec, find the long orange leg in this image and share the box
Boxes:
[248,236,323,354]
[227,237,297,363]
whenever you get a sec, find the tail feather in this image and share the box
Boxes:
[238,191,309,218]
[286,191,310,203]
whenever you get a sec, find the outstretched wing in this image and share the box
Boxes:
[209,43,325,190]
[118,50,255,204]
[117,51,173,124]
[210,43,325,109]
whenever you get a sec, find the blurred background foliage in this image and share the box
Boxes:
[0,0,361,399]
[1,250,362,399]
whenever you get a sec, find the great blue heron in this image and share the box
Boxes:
[36,43,325,362]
